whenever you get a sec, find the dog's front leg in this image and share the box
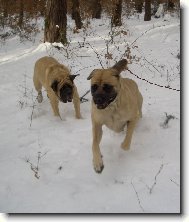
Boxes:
[73,88,82,119]
[50,99,61,119]
[48,91,61,119]
[92,121,104,173]
[121,119,138,150]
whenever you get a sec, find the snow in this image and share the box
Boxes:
[155,4,164,18]
[0,14,180,213]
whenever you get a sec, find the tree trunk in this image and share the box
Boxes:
[144,0,151,21]
[135,0,143,13]
[92,0,102,19]
[167,0,175,10]
[71,0,83,29]
[1,0,8,27]
[18,0,24,28]
[111,0,122,27]
[44,0,67,45]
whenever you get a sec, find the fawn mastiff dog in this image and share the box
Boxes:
[87,59,143,173]
[33,56,81,119]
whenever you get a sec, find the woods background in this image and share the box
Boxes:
[0,0,180,44]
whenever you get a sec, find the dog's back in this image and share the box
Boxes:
[33,56,58,87]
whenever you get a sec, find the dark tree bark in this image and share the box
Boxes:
[167,0,175,10]
[92,0,102,19]
[135,0,143,13]
[144,0,151,21]
[2,0,8,18]
[44,0,67,45]
[111,0,122,27]
[18,0,24,28]
[71,0,83,29]
[1,0,8,27]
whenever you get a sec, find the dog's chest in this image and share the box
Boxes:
[104,110,128,133]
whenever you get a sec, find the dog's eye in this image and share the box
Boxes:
[60,84,72,95]
[103,84,113,93]
[91,84,98,93]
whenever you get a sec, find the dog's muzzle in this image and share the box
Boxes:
[59,84,73,103]
[93,93,117,109]
[61,96,72,103]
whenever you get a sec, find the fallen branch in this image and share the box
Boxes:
[131,181,145,212]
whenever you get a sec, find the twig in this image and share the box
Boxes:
[24,150,49,179]
[80,90,90,103]
[161,112,176,128]
[25,158,40,179]
[87,43,104,68]
[127,69,180,92]
[131,181,145,212]
[114,179,124,184]
[149,164,164,194]
[40,150,49,158]
[36,152,41,171]
[129,24,168,47]
[170,179,180,187]
[140,180,151,192]
[142,56,163,76]
[29,100,37,127]
[74,65,96,75]
[30,103,36,127]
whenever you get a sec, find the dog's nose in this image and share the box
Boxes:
[95,96,104,104]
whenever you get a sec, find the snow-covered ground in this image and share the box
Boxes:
[0,13,180,213]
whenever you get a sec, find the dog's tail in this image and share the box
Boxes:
[112,59,127,73]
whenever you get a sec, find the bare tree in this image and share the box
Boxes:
[111,0,122,27]
[72,0,83,29]
[44,0,67,45]
[92,0,102,19]
[144,0,151,21]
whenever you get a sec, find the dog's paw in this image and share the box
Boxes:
[37,94,43,103]
[75,114,82,119]
[94,164,104,174]
[121,142,131,151]
[93,157,104,173]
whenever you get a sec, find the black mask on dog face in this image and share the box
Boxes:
[51,80,73,103]
[59,84,73,103]
[91,83,117,109]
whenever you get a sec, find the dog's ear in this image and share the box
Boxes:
[111,59,128,74]
[51,80,59,92]
[70,74,80,82]
[111,70,120,79]
[87,69,98,80]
